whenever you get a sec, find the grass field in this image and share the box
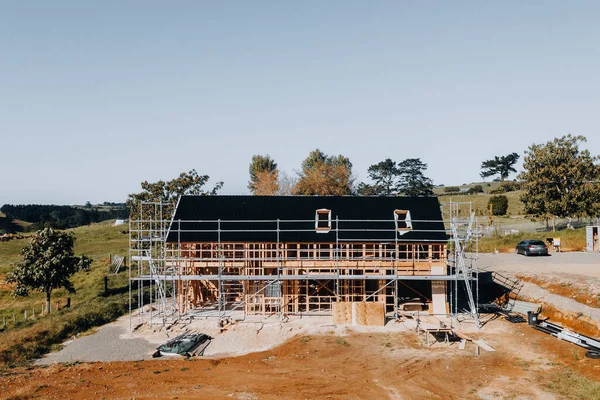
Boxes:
[0,222,131,368]
[435,180,525,217]
[477,226,586,252]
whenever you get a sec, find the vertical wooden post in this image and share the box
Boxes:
[24,310,27,321]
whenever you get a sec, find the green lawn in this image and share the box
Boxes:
[0,222,132,368]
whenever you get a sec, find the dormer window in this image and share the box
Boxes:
[315,209,331,232]
[394,210,412,234]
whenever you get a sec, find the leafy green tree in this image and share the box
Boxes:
[518,135,600,228]
[6,228,92,312]
[480,153,520,181]
[294,149,354,195]
[127,170,223,220]
[397,158,434,196]
[248,155,279,195]
[488,195,509,216]
[356,182,380,196]
[364,158,399,196]
[443,186,460,193]
[469,185,484,194]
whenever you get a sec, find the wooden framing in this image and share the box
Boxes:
[169,241,447,316]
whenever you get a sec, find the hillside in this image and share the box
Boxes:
[0,222,130,367]
[0,212,32,234]
[434,181,525,216]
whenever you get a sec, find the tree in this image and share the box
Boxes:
[364,158,399,196]
[276,171,297,196]
[248,155,278,195]
[396,158,434,196]
[356,182,381,196]
[6,228,92,312]
[252,169,280,195]
[480,152,520,181]
[294,149,354,195]
[488,195,509,216]
[467,185,484,195]
[518,135,600,228]
[127,170,223,221]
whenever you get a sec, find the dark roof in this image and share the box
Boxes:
[166,195,447,243]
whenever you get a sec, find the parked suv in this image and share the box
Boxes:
[516,240,549,256]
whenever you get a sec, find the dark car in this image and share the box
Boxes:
[516,240,549,256]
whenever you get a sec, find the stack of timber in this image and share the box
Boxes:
[333,302,385,326]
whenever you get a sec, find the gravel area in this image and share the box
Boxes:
[35,311,452,364]
[36,323,157,365]
[478,252,600,279]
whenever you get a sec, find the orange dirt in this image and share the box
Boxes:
[2,321,600,400]
[537,304,600,338]
[517,275,600,308]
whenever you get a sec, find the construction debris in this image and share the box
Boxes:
[454,330,495,352]
[504,315,526,323]
[473,340,496,352]
[527,310,600,359]
[154,332,212,357]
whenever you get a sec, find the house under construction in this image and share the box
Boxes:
[128,195,479,328]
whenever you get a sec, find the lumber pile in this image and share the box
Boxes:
[333,301,385,326]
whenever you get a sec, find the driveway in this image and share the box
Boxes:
[477,252,600,279]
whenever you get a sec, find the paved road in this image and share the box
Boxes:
[477,252,600,278]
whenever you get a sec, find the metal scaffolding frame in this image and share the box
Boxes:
[128,199,479,329]
[443,200,480,325]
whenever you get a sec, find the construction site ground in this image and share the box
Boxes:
[3,315,600,399]
[3,252,600,399]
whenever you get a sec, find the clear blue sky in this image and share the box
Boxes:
[1,1,599,205]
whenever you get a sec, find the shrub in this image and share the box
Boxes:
[488,195,509,216]
[468,185,484,195]
[499,181,521,192]
[443,186,460,193]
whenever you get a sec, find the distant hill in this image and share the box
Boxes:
[0,204,129,231]
[0,212,31,234]
[435,181,524,216]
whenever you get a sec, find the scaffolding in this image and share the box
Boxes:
[128,199,479,329]
[443,201,480,326]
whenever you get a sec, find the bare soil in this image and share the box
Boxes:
[518,274,600,309]
[2,318,600,399]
